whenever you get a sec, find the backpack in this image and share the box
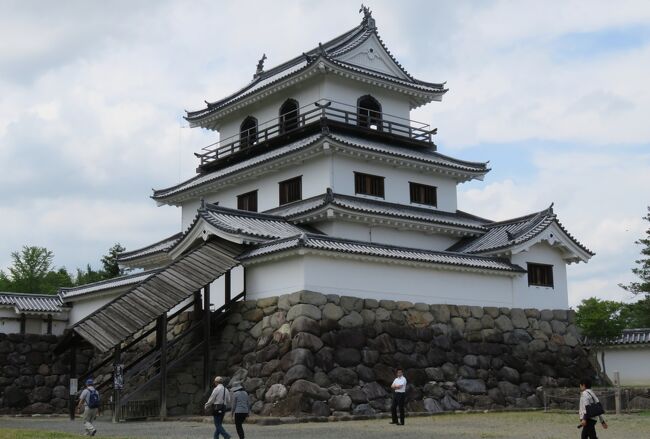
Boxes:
[88,389,100,409]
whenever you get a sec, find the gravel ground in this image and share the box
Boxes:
[1,412,649,439]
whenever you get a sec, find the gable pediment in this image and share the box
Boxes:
[335,34,410,80]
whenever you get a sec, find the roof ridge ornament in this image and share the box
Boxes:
[359,4,375,28]
[254,53,267,78]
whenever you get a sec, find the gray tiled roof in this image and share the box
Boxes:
[59,269,160,300]
[589,329,650,346]
[239,234,525,273]
[118,233,182,262]
[265,191,489,232]
[447,206,594,257]
[185,19,445,122]
[0,292,66,313]
[152,134,323,201]
[152,132,487,202]
[198,204,308,240]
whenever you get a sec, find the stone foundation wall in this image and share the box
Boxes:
[165,291,596,417]
[0,333,93,414]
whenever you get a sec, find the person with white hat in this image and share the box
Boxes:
[77,378,100,436]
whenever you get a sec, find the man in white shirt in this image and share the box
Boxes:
[390,368,407,425]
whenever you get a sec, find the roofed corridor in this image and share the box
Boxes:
[195,99,437,169]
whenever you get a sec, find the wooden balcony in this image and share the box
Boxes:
[195,99,437,171]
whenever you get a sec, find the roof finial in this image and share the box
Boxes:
[200,197,206,209]
[359,4,375,28]
[254,53,267,78]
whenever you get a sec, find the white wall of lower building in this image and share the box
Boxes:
[510,243,569,310]
[0,308,67,335]
[0,308,21,334]
[314,221,459,251]
[597,347,650,386]
[245,253,519,307]
[68,292,123,326]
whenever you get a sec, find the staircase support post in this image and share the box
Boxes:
[203,284,211,393]
[225,270,231,304]
[157,314,168,419]
[193,290,202,321]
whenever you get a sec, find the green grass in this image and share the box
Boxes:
[0,429,133,439]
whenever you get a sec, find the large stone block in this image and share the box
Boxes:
[494,315,514,332]
[338,311,363,328]
[292,332,323,352]
[510,309,529,329]
[264,383,287,402]
[328,367,358,386]
[280,348,314,371]
[328,394,352,411]
[290,316,320,336]
[284,365,314,386]
[322,303,344,321]
[334,348,361,367]
[424,397,444,413]
[287,304,321,321]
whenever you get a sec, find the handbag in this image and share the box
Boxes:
[584,390,605,418]
[212,386,230,416]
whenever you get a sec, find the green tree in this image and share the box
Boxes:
[75,264,105,286]
[43,267,74,292]
[575,297,626,339]
[620,296,650,328]
[6,246,55,293]
[620,206,650,296]
[100,243,127,278]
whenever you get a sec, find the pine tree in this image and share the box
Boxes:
[101,243,127,279]
[620,206,650,296]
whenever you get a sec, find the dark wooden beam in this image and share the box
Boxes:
[225,270,231,304]
[47,314,52,335]
[193,290,202,321]
[19,313,25,334]
[157,314,168,419]
[202,284,211,392]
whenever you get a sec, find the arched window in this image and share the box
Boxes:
[279,99,299,133]
[357,95,382,130]
[240,116,258,148]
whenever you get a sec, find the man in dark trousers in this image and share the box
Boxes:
[390,367,407,425]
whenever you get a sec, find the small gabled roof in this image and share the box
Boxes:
[0,292,67,314]
[448,205,594,261]
[588,328,650,347]
[185,12,446,124]
[265,190,489,233]
[239,233,525,274]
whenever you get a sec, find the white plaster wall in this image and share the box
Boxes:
[245,254,516,307]
[597,347,650,386]
[68,292,123,326]
[181,155,332,229]
[0,308,21,334]
[244,257,305,300]
[510,243,569,310]
[314,221,458,251]
[331,154,458,212]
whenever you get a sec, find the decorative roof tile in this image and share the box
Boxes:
[0,293,66,313]
[239,234,525,274]
[589,329,650,346]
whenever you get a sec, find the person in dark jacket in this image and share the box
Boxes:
[230,383,251,439]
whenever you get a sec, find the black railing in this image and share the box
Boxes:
[195,99,436,168]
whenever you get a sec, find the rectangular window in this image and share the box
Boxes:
[279,176,302,205]
[409,182,437,206]
[527,263,554,287]
[237,190,258,212]
[354,172,385,198]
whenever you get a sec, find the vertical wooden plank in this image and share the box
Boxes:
[225,270,231,304]
[158,314,168,419]
[20,314,25,334]
[203,284,211,393]
[47,314,52,335]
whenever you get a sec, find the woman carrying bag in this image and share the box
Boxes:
[230,382,251,439]
[205,376,231,439]
[578,378,608,439]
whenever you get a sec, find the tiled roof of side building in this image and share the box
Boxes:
[152,132,488,202]
[588,328,650,346]
[0,292,66,313]
[239,234,525,273]
[59,269,160,300]
[185,17,446,122]
[447,206,594,256]
[265,191,490,231]
[118,232,182,262]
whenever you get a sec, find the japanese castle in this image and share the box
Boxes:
[1,8,594,338]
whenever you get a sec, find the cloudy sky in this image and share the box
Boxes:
[1,0,648,306]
